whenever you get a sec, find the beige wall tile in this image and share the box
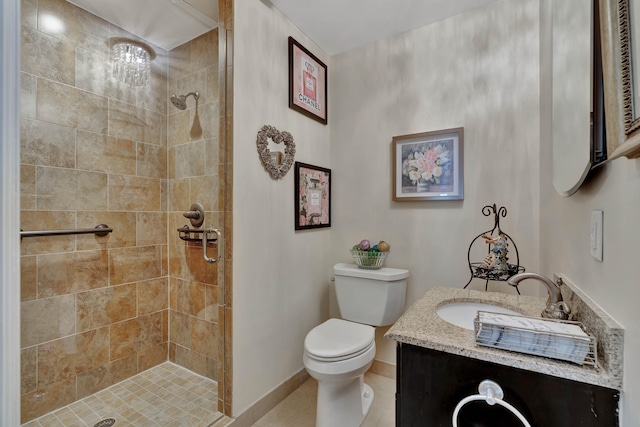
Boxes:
[37,250,108,298]
[169,42,192,82]
[167,110,192,147]
[204,284,218,322]
[21,346,37,395]
[169,278,178,311]
[109,312,164,360]
[137,142,167,179]
[108,99,163,145]
[109,245,163,285]
[109,175,161,211]
[21,0,37,28]
[76,211,137,250]
[76,47,138,105]
[168,179,190,213]
[190,317,217,358]
[76,130,136,175]
[20,210,76,256]
[21,26,75,85]
[20,119,76,168]
[137,342,168,373]
[169,310,190,348]
[76,283,137,332]
[138,278,168,315]
[36,167,108,211]
[21,377,76,423]
[20,164,36,210]
[20,72,37,119]
[192,30,218,70]
[136,212,167,247]
[37,78,108,134]
[190,175,218,212]
[37,0,111,56]
[21,294,76,347]
[206,356,217,381]
[187,243,218,284]
[174,140,206,179]
[195,102,219,141]
[37,327,110,386]
[76,354,137,399]
[205,137,221,176]
[174,345,206,377]
[177,280,206,317]
[21,256,37,301]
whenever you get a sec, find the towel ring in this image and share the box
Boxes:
[452,380,531,427]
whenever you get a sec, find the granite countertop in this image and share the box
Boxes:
[385,285,623,390]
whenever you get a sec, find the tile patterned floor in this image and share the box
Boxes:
[22,362,232,427]
[253,372,396,427]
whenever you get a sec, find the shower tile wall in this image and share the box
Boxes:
[19,0,169,422]
[166,29,224,385]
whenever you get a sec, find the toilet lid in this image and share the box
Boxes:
[305,319,375,361]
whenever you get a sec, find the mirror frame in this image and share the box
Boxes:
[600,0,640,159]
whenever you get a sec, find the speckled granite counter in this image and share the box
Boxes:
[385,283,624,390]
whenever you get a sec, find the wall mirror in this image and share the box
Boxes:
[600,0,640,159]
[551,0,593,196]
[552,0,607,196]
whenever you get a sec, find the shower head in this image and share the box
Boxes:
[170,91,200,110]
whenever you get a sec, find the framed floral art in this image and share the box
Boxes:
[294,162,331,230]
[392,128,464,201]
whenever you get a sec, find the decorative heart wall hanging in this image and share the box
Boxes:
[256,125,296,179]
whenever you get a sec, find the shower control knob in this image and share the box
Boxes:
[183,202,205,227]
[183,211,200,219]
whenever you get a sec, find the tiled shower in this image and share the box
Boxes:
[18,0,232,423]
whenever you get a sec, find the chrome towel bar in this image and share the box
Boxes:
[20,224,112,238]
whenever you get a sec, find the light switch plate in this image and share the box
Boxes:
[590,210,603,261]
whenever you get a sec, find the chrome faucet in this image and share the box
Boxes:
[507,273,571,320]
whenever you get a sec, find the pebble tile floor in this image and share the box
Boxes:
[21,362,232,427]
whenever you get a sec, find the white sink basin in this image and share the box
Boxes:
[436,301,521,330]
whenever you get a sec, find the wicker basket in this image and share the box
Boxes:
[350,249,389,270]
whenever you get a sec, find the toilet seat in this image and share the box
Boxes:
[305,319,375,362]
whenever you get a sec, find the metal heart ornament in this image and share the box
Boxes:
[256,125,296,179]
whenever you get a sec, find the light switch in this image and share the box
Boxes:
[590,210,603,261]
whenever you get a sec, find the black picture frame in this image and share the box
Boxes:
[288,37,328,125]
[294,162,331,230]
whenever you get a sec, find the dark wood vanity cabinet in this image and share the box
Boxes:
[396,343,619,426]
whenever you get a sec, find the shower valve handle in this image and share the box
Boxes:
[183,211,200,220]
[183,202,205,227]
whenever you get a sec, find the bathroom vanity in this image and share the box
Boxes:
[385,284,624,426]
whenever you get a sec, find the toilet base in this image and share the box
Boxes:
[316,376,374,427]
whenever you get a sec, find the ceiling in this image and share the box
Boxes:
[67,0,218,51]
[267,0,503,56]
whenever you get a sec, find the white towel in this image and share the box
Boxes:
[476,311,591,364]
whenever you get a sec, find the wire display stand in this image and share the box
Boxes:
[464,204,524,293]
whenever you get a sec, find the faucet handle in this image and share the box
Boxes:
[544,301,571,320]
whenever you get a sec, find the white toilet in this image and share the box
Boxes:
[303,263,409,427]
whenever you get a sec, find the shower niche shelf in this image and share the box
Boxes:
[464,204,524,293]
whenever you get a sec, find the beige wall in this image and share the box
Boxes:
[540,1,638,424]
[232,0,332,417]
[330,0,542,363]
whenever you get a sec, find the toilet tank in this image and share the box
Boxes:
[334,263,409,326]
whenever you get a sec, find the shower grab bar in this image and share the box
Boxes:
[20,224,112,238]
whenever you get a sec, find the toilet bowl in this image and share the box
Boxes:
[304,318,376,427]
[303,263,409,427]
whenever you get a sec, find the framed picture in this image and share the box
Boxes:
[392,127,464,201]
[289,37,328,125]
[295,162,331,230]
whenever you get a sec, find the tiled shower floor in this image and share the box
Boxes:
[22,362,233,427]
